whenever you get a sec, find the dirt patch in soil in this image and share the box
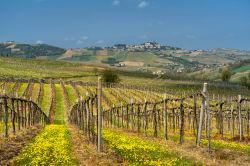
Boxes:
[121,61,144,67]
[0,125,42,165]
[68,124,127,166]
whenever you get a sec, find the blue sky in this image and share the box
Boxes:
[0,0,250,50]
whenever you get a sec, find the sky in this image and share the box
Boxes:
[0,0,250,50]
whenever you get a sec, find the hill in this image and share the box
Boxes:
[1,41,250,82]
[0,41,66,58]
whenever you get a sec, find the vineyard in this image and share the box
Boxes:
[0,78,250,165]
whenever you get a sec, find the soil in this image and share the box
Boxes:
[68,124,127,166]
[0,125,42,166]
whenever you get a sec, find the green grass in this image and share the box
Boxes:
[65,55,97,62]
[65,85,77,107]
[54,84,64,124]
[5,82,15,95]
[0,57,95,79]
[17,83,28,97]
[31,83,40,101]
[109,50,157,65]
[40,84,51,115]
[231,64,250,73]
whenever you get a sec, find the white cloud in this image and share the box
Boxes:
[36,40,44,44]
[113,0,120,6]
[138,1,149,8]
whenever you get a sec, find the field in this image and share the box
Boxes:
[0,57,250,165]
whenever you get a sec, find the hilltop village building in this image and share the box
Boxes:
[113,42,161,50]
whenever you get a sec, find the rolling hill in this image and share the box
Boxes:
[1,41,250,82]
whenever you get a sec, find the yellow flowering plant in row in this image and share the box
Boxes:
[140,128,250,155]
[15,125,76,166]
[102,129,201,166]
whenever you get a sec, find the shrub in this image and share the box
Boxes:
[240,73,250,89]
[221,69,231,82]
[101,69,120,83]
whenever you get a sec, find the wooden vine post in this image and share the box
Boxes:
[238,95,243,142]
[85,93,90,143]
[97,77,102,152]
[121,102,124,128]
[143,98,147,136]
[219,103,224,137]
[197,82,207,146]
[153,104,157,137]
[230,105,234,138]
[206,94,211,152]
[163,94,168,140]
[193,93,198,138]
[131,99,134,131]
[11,98,16,134]
[3,94,8,137]
[180,98,184,144]
[137,104,140,133]
[0,89,49,138]
[247,108,249,138]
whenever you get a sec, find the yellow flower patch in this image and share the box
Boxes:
[103,129,200,166]
[15,125,76,166]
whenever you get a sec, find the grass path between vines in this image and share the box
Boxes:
[68,125,126,166]
[14,83,125,165]
[14,84,76,165]
[62,83,125,165]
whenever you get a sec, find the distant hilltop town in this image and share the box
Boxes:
[113,42,160,49]
[109,42,181,50]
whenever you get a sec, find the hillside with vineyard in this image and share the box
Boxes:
[0,56,249,165]
[2,42,250,82]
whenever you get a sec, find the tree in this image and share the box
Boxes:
[240,76,248,86]
[101,69,120,83]
[221,69,231,82]
[101,57,118,65]
[93,67,98,76]
[240,73,250,89]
